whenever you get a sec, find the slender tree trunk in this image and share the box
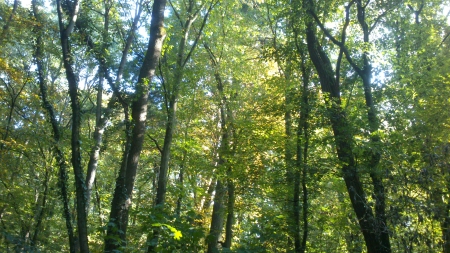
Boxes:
[202,177,217,212]
[56,0,89,251]
[104,0,167,251]
[203,42,234,251]
[298,44,310,253]
[82,0,143,214]
[303,2,389,251]
[85,71,103,213]
[207,179,226,253]
[31,164,50,248]
[176,147,188,218]
[354,3,390,249]
[223,176,235,249]
[33,1,76,251]
[147,4,214,250]
[293,63,310,253]
[206,80,229,252]
[146,82,178,253]
[0,0,18,44]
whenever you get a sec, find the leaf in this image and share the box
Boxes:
[152,223,183,240]
[173,230,183,240]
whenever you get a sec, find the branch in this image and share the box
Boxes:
[182,0,218,67]
[147,134,162,154]
[369,10,388,34]
[439,32,450,47]
[158,57,170,114]
[168,0,184,28]
[336,2,353,83]
[309,6,364,77]
[65,0,81,35]
[203,42,218,66]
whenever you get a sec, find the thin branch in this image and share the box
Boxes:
[168,0,184,27]
[182,0,218,67]
[369,10,388,34]
[158,57,170,114]
[203,42,218,66]
[147,134,162,154]
[336,2,353,83]
[309,9,364,76]
[439,32,450,47]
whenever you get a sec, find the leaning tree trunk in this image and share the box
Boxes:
[33,0,75,251]
[82,0,144,213]
[302,1,390,251]
[309,1,391,248]
[207,179,226,253]
[56,0,89,251]
[146,4,214,251]
[104,0,167,251]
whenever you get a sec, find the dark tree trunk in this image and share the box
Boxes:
[176,146,188,218]
[0,0,18,44]
[80,0,143,215]
[147,5,214,251]
[354,4,390,248]
[223,176,235,249]
[31,163,50,247]
[295,48,310,253]
[32,1,76,251]
[56,0,89,251]
[104,0,167,251]
[85,70,103,212]
[207,179,226,253]
[146,76,178,253]
[303,1,390,251]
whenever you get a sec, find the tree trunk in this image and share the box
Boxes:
[147,4,214,250]
[207,179,226,253]
[56,0,89,251]
[32,1,76,251]
[223,176,235,249]
[354,3,390,249]
[303,2,389,251]
[85,70,103,213]
[293,51,310,253]
[202,177,217,213]
[0,0,18,44]
[104,0,167,251]
[299,49,310,253]
[81,0,143,214]
[31,164,50,248]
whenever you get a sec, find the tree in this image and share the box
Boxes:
[104,0,167,250]
[1,0,450,252]
[300,0,392,251]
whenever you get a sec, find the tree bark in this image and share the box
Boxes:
[0,0,19,44]
[56,0,90,251]
[104,0,167,251]
[207,179,226,253]
[295,46,310,253]
[80,0,144,213]
[32,1,76,252]
[303,1,389,252]
[146,3,214,251]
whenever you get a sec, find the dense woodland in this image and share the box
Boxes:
[0,0,449,252]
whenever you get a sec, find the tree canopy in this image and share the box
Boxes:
[0,0,449,252]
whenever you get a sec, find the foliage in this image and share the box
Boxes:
[0,0,449,252]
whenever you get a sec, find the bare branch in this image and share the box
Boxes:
[147,134,162,154]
